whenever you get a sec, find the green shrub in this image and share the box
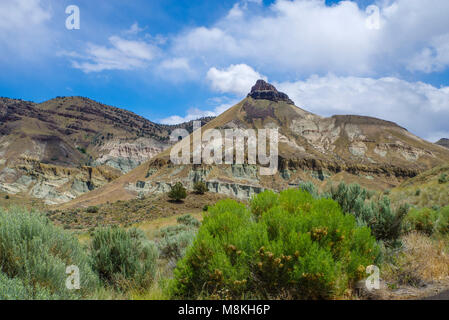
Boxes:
[193,181,208,195]
[168,182,187,202]
[86,206,99,213]
[329,182,407,244]
[4,195,9,200]
[250,190,279,218]
[77,147,87,154]
[438,173,448,184]
[298,182,319,199]
[404,208,437,235]
[0,272,59,300]
[0,207,98,299]
[170,190,379,300]
[90,226,158,291]
[157,226,196,263]
[436,206,449,234]
[177,214,201,228]
[203,205,209,212]
[157,216,200,265]
[404,206,449,235]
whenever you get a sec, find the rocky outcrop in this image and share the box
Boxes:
[247,79,294,104]
[436,138,449,149]
[128,179,264,200]
[94,138,168,173]
[0,157,120,205]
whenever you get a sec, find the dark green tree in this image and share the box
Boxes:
[168,182,187,202]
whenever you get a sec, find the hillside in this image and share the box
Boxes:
[0,96,212,204]
[390,162,449,208]
[60,80,449,209]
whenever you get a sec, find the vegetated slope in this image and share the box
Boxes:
[60,80,449,209]
[0,96,213,204]
[436,138,449,149]
[390,162,449,208]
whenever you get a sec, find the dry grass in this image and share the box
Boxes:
[0,192,47,211]
[51,192,222,231]
[134,211,203,240]
[390,162,449,208]
[383,232,449,286]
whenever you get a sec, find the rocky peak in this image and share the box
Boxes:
[436,138,449,149]
[247,80,294,104]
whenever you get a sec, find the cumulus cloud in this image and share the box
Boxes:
[61,0,449,79]
[0,0,52,59]
[170,0,449,76]
[407,33,449,73]
[207,64,266,96]
[276,75,449,141]
[70,35,159,73]
[0,0,50,30]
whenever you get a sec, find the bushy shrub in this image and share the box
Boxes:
[177,214,201,228]
[438,173,448,184]
[329,183,369,215]
[298,182,319,199]
[0,272,58,300]
[404,206,449,235]
[157,215,200,265]
[250,190,279,218]
[170,190,379,300]
[0,207,98,299]
[168,182,187,202]
[86,206,99,213]
[90,226,158,291]
[329,182,408,244]
[437,206,449,234]
[193,181,208,195]
[157,226,196,263]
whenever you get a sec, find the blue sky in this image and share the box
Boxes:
[1,0,449,141]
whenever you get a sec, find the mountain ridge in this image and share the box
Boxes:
[59,80,449,209]
[0,96,213,204]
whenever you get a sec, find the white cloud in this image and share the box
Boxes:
[276,75,449,141]
[170,0,449,76]
[0,0,50,30]
[70,35,159,73]
[173,0,377,75]
[0,0,52,59]
[407,33,449,73]
[124,22,144,35]
[207,64,266,96]
[61,0,449,80]
[160,58,191,71]
[159,101,237,125]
